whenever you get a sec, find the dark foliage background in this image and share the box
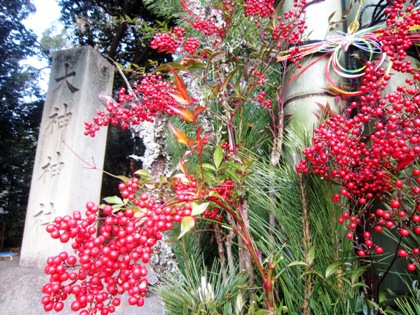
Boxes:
[0,0,44,245]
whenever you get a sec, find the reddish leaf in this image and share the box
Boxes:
[284,114,292,122]
[193,106,207,121]
[168,105,194,122]
[315,102,338,117]
[179,159,187,174]
[169,66,192,105]
[169,124,189,145]
[169,92,191,106]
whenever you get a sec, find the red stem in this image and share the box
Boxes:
[206,196,274,309]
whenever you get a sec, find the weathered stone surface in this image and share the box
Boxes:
[20,47,114,268]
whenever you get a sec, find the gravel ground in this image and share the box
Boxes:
[0,255,164,315]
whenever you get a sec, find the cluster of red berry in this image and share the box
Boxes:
[253,91,273,109]
[42,172,205,314]
[202,207,223,222]
[192,19,223,37]
[211,179,235,203]
[84,75,178,137]
[379,2,420,72]
[297,56,419,201]
[270,2,307,49]
[336,176,420,271]
[297,2,420,271]
[221,141,235,158]
[150,32,180,54]
[243,0,275,18]
[172,177,199,203]
[150,26,201,55]
[182,37,200,54]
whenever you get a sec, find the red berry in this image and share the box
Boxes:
[54,302,64,312]
[43,302,54,311]
[71,301,81,311]
[400,228,410,237]
[349,222,357,229]
[398,249,408,257]
[390,200,401,208]
[365,239,374,247]
[357,250,366,257]
[375,246,384,254]
[385,221,394,229]
[412,215,420,223]
[407,263,417,271]
[395,180,403,188]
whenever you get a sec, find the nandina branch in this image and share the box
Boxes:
[62,140,121,180]
[206,196,274,309]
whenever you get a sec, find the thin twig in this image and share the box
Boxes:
[62,140,121,180]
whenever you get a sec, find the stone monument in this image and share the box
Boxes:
[20,46,114,268]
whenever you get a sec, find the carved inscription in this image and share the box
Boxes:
[55,62,79,93]
[37,151,65,182]
[46,103,72,134]
[32,202,56,230]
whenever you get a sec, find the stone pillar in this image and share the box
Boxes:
[20,46,114,268]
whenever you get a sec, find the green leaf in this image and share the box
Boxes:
[378,289,387,303]
[306,246,316,266]
[178,216,196,239]
[327,11,337,24]
[201,163,216,171]
[226,170,241,183]
[221,68,240,93]
[233,69,245,97]
[244,160,255,170]
[213,144,223,169]
[134,169,152,178]
[351,266,368,285]
[159,175,168,184]
[222,161,242,171]
[203,171,216,182]
[325,262,341,278]
[191,202,210,216]
[103,196,124,205]
[303,269,323,278]
[153,62,188,73]
[117,175,130,182]
[340,277,352,287]
[288,261,307,268]
[184,60,206,70]
[111,205,122,212]
[351,282,368,288]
